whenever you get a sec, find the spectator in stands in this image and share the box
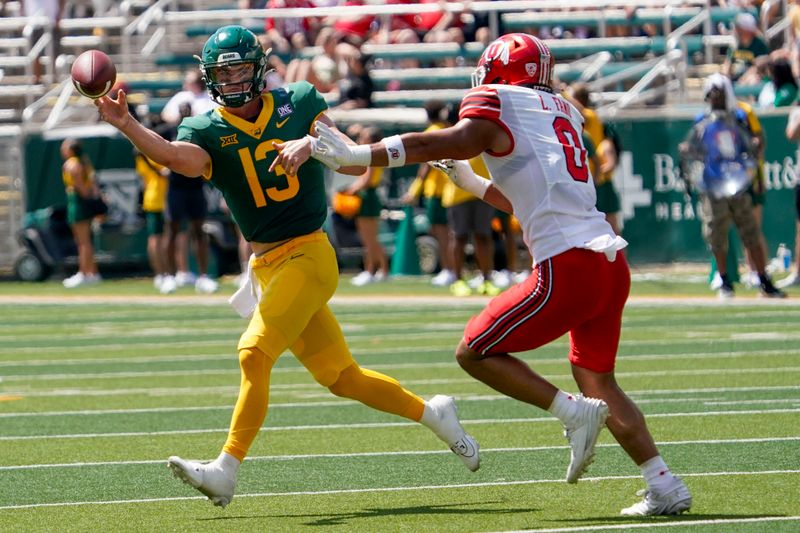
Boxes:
[264,0,321,51]
[445,156,501,297]
[345,125,390,286]
[401,100,456,287]
[789,0,800,76]
[256,33,289,89]
[758,56,798,107]
[334,52,373,109]
[160,71,218,125]
[679,73,784,298]
[723,12,770,84]
[60,138,102,288]
[22,0,65,85]
[285,27,358,94]
[135,150,170,293]
[781,104,800,287]
[332,0,379,46]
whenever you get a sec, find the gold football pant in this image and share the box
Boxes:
[223,232,424,461]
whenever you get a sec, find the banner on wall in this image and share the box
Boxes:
[606,112,798,263]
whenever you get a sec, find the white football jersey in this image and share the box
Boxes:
[459,84,626,265]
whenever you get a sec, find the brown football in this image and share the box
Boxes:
[71,50,116,99]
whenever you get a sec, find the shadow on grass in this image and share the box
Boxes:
[549,513,788,525]
[198,500,533,526]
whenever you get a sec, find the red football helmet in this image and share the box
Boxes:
[471,33,554,89]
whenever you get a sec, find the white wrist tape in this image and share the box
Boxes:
[453,160,491,199]
[350,144,372,167]
[383,135,406,168]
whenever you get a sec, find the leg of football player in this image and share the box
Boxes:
[168,345,276,508]
[294,305,479,472]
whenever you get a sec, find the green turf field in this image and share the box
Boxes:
[1,274,799,532]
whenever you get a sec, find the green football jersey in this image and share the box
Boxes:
[177,81,328,243]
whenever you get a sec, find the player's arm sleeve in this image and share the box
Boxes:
[458,86,513,157]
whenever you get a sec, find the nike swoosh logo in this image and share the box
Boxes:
[276,117,290,128]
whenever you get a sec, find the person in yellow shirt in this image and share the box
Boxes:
[346,126,390,286]
[402,100,456,286]
[135,150,171,292]
[443,156,500,297]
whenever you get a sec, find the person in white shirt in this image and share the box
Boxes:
[282,32,692,517]
[160,70,218,125]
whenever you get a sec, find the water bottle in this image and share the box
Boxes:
[777,243,791,272]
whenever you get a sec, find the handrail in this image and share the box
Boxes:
[601,49,684,112]
[22,78,68,123]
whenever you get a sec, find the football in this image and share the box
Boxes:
[71,50,116,99]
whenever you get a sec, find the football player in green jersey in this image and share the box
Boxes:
[93,25,479,508]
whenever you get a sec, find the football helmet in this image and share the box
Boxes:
[471,33,554,89]
[199,25,270,107]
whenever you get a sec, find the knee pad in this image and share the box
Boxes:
[238,346,274,375]
[328,364,359,396]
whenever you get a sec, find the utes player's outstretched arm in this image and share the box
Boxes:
[371,118,505,166]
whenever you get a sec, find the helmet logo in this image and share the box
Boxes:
[218,52,242,61]
[484,40,511,66]
[525,63,538,77]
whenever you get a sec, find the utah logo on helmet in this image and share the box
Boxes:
[199,25,271,107]
[472,33,554,89]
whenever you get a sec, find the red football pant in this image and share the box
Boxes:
[464,248,630,373]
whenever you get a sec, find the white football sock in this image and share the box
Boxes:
[547,390,579,425]
[640,455,676,492]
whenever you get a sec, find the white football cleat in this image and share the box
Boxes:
[168,456,236,508]
[620,478,692,516]
[423,395,480,472]
[564,395,609,483]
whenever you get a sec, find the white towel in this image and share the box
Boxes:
[583,234,629,262]
[228,254,261,318]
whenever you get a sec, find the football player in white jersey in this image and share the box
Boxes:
[301,33,691,517]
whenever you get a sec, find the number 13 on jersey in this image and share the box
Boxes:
[238,140,300,207]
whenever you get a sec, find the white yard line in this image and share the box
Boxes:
[1,407,799,441]
[492,515,800,533]
[2,392,800,418]
[3,364,800,384]
[1,436,798,471]
[0,469,797,511]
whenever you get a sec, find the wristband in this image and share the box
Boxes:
[383,135,406,168]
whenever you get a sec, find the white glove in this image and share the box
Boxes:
[305,135,341,170]
[431,159,491,198]
[313,122,371,167]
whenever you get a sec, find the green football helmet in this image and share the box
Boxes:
[198,25,269,107]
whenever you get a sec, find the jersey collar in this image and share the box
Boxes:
[217,94,274,139]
